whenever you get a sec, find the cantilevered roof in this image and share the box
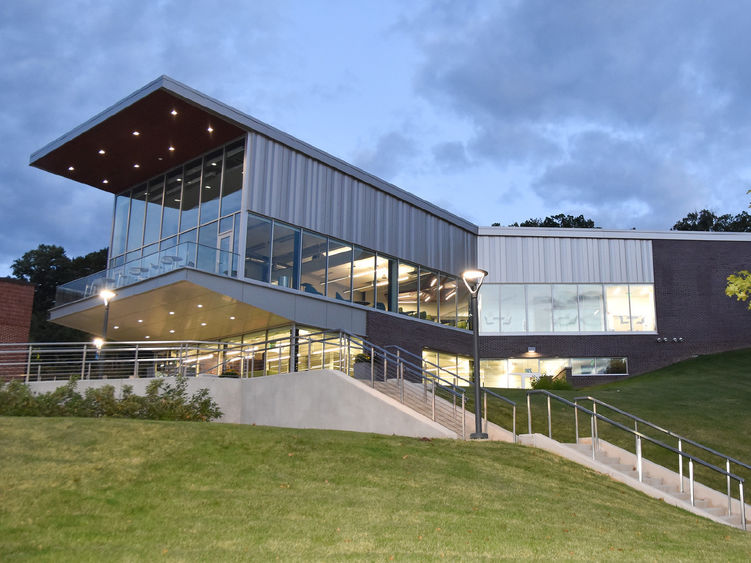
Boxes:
[31,75,477,233]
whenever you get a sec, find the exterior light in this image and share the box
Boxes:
[102,179,109,184]
[132,131,140,136]
[168,146,175,152]
[528,346,536,354]
[113,325,119,330]
[207,126,214,133]
[68,166,75,171]
[145,335,150,339]
[93,337,104,349]
[462,269,488,295]
[171,109,178,116]
[138,319,143,323]
[169,329,175,334]
[462,268,489,440]
[133,163,140,168]
[201,322,207,326]
[197,304,203,308]
[98,149,106,155]
[169,311,175,315]
[99,289,116,306]
[229,316,236,320]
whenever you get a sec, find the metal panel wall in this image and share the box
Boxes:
[477,235,654,283]
[245,133,476,274]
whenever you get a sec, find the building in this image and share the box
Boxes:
[0,278,34,344]
[30,76,751,388]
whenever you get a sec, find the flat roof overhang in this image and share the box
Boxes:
[49,269,367,341]
[30,77,245,194]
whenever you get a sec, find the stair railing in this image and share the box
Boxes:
[575,395,751,513]
[527,390,746,529]
[384,345,517,443]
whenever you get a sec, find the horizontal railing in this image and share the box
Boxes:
[55,241,240,305]
[384,345,517,442]
[527,390,746,529]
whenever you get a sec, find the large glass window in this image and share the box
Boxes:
[126,185,147,251]
[351,247,375,307]
[579,284,604,331]
[439,275,457,326]
[111,192,130,257]
[197,221,218,272]
[162,169,182,238]
[606,285,631,331]
[179,158,202,231]
[271,223,300,288]
[419,268,439,322]
[629,285,656,331]
[479,284,501,332]
[143,178,164,245]
[500,285,526,332]
[552,285,578,332]
[326,239,352,301]
[300,231,327,296]
[457,280,470,329]
[397,262,419,317]
[527,285,552,332]
[374,255,391,311]
[245,214,271,282]
[221,140,244,217]
[199,150,223,225]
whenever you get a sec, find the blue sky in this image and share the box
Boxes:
[2,0,751,275]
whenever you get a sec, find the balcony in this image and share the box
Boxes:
[55,242,240,306]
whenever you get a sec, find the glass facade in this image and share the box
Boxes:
[242,211,470,328]
[480,356,628,388]
[479,283,656,334]
[109,138,245,271]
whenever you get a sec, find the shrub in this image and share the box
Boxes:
[0,376,222,421]
[530,375,573,391]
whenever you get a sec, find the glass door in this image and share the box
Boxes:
[217,231,233,276]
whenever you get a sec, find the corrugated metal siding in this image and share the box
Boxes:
[245,133,476,274]
[478,235,654,283]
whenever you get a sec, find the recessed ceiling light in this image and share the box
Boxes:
[169,329,175,334]
[113,325,119,329]
[176,178,182,182]
[170,109,178,116]
[207,126,214,133]
[229,316,236,320]
[98,149,106,155]
[197,304,203,308]
[168,146,175,152]
[132,131,140,136]
[133,163,140,168]
[102,179,109,184]
[67,166,75,171]
[200,322,207,326]
[169,311,175,315]
[157,157,163,161]
[138,319,143,323]
[145,335,150,339]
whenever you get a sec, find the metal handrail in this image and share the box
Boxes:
[527,390,746,529]
[383,344,517,442]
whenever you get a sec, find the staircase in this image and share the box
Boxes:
[521,391,749,531]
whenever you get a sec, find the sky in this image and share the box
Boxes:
[2,0,751,276]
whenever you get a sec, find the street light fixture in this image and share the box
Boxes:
[94,289,116,378]
[462,268,488,440]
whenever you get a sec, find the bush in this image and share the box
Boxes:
[0,376,222,421]
[530,375,573,391]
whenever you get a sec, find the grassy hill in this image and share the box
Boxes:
[2,416,750,561]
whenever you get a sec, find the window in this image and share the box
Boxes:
[199,150,222,225]
[143,178,164,245]
[126,185,146,251]
[162,169,182,238]
[527,284,552,332]
[479,284,501,332]
[606,285,631,331]
[179,158,201,231]
[300,231,327,296]
[552,285,578,332]
[419,268,439,322]
[111,191,130,257]
[439,275,458,326]
[578,285,604,331]
[271,223,300,288]
[500,285,526,332]
[221,140,244,217]
[245,214,271,282]
[326,239,352,301]
[397,262,419,317]
[351,247,375,307]
[629,285,656,331]
[374,255,391,311]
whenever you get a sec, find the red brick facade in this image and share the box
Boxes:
[0,278,34,343]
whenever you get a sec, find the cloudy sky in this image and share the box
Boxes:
[2,0,751,275]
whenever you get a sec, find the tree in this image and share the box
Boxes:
[11,245,108,342]
[506,214,597,228]
[725,189,751,308]
[672,209,751,232]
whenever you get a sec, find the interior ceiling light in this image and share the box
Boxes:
[145,335,150,339]
[201,322,207,326]
[132,131,140,136]
[169,311,175,315]
[171,109,178,116]
[229,316,236,320]
[137,319,143,323]
[98,149,106,155]
[67,166,75,171]
[169,329,175,334]
[197,304,203,308]
[168,146,175,152]
[113,325,119,329]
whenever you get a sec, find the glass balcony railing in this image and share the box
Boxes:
[55,242,240,306]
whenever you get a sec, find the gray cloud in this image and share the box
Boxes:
[353,131,418,180]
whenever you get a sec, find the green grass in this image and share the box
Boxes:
[2,417,751,561]
[482,348,751,495]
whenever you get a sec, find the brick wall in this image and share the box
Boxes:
[0,278,34,343]
[365,238,751,384]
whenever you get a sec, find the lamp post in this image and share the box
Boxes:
[462,268,488,440]
[94,289,116,378]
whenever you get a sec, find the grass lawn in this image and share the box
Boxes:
[482,348,751,497]
[2,417,751,561]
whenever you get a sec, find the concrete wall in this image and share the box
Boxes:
[27,370,457,439]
